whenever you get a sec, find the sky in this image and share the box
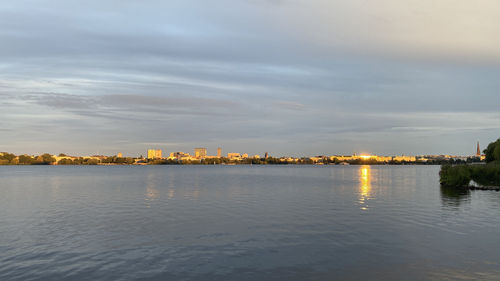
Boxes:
[1,0,500,157]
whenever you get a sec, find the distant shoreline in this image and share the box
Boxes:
[0,152,484,166]
[0,163,444,166]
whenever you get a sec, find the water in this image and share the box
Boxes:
[1,165,500,280]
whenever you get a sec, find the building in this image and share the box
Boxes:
[147,149,162,159]
[392,155,416,162]
[117,152,123,158]
[194,148,207,158]
[217,147,222,158]
[476,141,481,156]
[170,151,190,160]
[265,152,268,159]
[242,153,249,158]
[227,152,241,159]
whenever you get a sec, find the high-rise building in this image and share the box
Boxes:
[147,149,154,159]
[265,152,268,159]
[476,142,481,156]
[194,148,207,158]
[217,147,222,158]
[147,149,162,159]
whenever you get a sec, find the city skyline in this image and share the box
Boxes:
[6,140,486,159]
[1,139,496,159]
[2,1,500,156]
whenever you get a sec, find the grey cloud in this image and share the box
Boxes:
[101,94,237,109]
[273,101,306,111]
[21,92,248,121]
[22,93,98,109]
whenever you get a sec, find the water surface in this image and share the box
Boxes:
[1,165,500,280]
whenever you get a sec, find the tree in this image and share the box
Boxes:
[484,138,500,163]
[41,153,56,164]
[58,158,74,165]
[86,159,99,165]
[18,155,34,165]
[494,145,500,163]
[0,152,16,163]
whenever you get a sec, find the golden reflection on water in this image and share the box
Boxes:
[50,176,62,198]
[358,165,372,211]
[146,186,159,200]
[168,189,175,199]
[145,173,160,207]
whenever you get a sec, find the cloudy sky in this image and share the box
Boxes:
[1,0,500,157]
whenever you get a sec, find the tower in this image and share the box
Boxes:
[217,147,222,158]
[476,141,481,156]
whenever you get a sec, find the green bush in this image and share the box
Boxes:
[440,164,471,187]
[440,163,500,187]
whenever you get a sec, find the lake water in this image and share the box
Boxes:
[1,165,500,280]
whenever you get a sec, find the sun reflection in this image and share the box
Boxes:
[145,173,160,207]
[146,186,159,200]
[168,189,175,199]
[358,165,372,210]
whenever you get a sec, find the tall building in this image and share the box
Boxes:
[147,149,154,159]
[194,148,207,158]
[147,149,162,159]
[265,152,268,159]
[476,142,481,156]
[217,147,222,158]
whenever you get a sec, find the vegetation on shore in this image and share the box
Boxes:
[0,153,57,165]
[0,153,135,165]
[440,138,500,188]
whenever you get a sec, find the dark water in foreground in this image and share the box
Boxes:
[1,165,500,280]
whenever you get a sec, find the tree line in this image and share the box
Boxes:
[0,153,136,165]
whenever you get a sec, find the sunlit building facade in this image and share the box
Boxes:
[147,149,162,159]
[227,153,241,159]
[194,148,207,158]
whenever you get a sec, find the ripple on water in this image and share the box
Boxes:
[1,165,500,280]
